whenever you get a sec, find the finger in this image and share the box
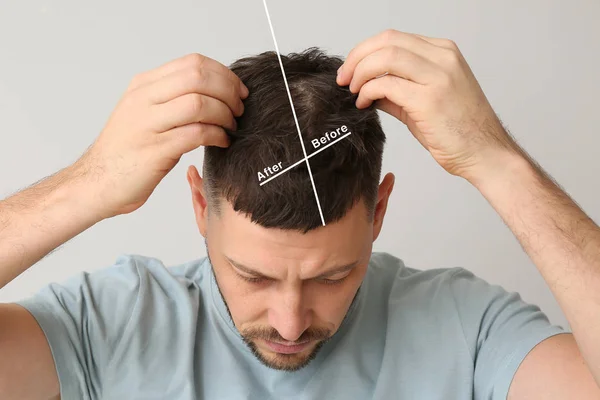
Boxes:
[337,29,441,86]
[151,93,237,133]
[375,98,405,122]
[355,75,420,110]
[163,123,230,154]
[413,34,458,50]
[376,99,423,144]
[128,54,200,92]
[348,46,438,92]
[141,67,244,117]
[129,53,249,99]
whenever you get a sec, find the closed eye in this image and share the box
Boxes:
[238,274,268,284]
[237,273,349,285]
[319,276,348,285]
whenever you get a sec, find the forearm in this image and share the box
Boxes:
[0,164,103,289]
[469,149,600,383]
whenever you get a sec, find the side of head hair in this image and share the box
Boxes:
[203,47,386,233]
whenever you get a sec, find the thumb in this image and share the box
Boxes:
[376,98,405,122]
[375,99,428,150]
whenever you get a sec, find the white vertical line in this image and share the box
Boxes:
[261,0,326,227]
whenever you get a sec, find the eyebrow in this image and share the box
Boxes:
[225,256,359,280]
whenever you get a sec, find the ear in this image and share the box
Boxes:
[372,173,395,242]
[187,165,209,237]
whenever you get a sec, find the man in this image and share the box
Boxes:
[0,29,599,399]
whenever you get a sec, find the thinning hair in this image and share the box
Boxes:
[203,47,386,233]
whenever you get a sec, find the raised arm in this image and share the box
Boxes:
[0,52,248,399]
[337,28,600,398]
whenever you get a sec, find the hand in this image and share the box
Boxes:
[72,53,249,219]
[336,29,522,180]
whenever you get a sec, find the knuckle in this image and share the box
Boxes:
[381,29,398,41]
[189,94,204,115]
[189,68,206,87]
[127,73,144,90]
[443,38,459,50]
[189,123,206,139]
[194,124,220,146]
[120,91,139,109]
[185,53,205,68]
[386,46,402,64]
[440,48,461,69]
[195,122,207,134]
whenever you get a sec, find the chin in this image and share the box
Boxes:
[250,340,324,372]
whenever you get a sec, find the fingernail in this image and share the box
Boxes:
[337,65,343,82]
[240,83,249,98]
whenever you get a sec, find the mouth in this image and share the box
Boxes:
[262,339,312,354]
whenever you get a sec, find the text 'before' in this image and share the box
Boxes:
[311,125,350,149]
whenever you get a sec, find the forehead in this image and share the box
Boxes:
[209,199,372,269]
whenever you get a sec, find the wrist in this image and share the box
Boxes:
[57,162,111,223]
[0,164,106,286]
[462,147,534,193]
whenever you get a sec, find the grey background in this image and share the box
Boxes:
[1,0,599,331]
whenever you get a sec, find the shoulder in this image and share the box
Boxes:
[367,251,469,294]
[367,251,514,317]
[18,253,212,345]
[19,253,211,318]
[15,254,212,398]
[80,253,211,292]
[369,251,564,341]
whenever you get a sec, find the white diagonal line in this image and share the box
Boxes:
[305,131,352,161]
[259,157,310,186]
[261,0,325,226]
[259,131,352,186]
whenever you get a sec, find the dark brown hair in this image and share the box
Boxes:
[203,48,386,233]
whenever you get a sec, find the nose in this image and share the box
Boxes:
[268,285,312,342]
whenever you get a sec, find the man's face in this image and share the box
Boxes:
[204,199,374,371]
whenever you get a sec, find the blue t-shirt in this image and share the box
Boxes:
[17,252,566,399]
